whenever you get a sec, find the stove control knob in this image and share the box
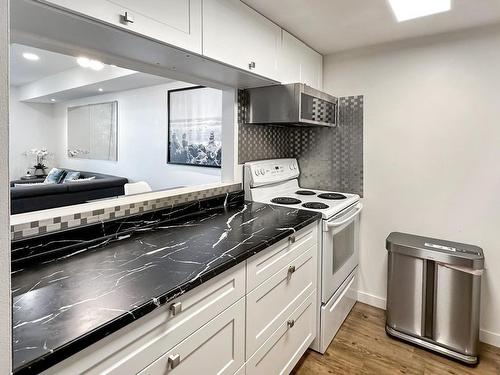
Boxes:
[260,168,265,175]
[254,169,259,176]
[289,164,293,170]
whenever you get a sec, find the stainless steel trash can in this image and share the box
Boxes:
[386,232,484,364]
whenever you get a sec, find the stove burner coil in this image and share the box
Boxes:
[317,193,347,200]
[271,197,302,205]
[302,202,330,209]
[295,190,316,195]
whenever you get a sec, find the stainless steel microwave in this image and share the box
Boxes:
[244,83,337,127]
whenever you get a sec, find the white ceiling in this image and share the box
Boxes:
[243,0,500,54]
[32,73,173,104]
[10,43,174,103]
[10,44,79,86]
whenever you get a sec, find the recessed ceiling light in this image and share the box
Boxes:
[22,52,40,61]
[76,57,104,71]
[388,0,451,22]
[98,88,103,92]
[77,56,90,68]
[50,98,56,102]
[88,60,104,71]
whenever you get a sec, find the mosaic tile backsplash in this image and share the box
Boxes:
[11,184,242,240]
[238,91,364,196]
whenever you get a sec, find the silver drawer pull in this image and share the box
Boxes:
[288,235,296,244]
[287,319,295,328]
[121,11,134,24]
[168,354,181,369]
[287,265,296,277]
[170,302,182,316]
[248,61,256,69]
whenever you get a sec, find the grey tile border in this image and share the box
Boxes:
[11,183,242,240]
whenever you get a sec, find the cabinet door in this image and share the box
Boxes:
[203,0,281,81]
[38,0,202,54]
[279,31,323,90]
[301,43,323,90]
[139,299,245,375]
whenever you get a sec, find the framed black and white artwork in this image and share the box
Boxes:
[167,86,222,168]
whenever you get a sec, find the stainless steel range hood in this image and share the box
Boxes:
[245,83,337,127]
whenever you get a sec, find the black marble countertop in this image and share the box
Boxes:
[11,192,321,374]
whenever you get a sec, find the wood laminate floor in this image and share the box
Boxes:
[292,302,500,374]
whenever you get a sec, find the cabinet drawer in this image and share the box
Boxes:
[246,291,316,375]
[246,223,317,292]
[43,263,245,375]
[38,0,202,53]
[318,267,357,353]
[246,246,316,357]
[139,298,245,375]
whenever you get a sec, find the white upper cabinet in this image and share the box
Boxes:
[279,30,323,90]
[202,0,281,81]
[38,0,203,54]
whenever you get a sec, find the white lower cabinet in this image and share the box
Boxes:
[42,223,320,375]
[42,263,245,375]
[246,291,317,375]
[138,298,245,374]
[246,246,316,356]
[246,225,317,292]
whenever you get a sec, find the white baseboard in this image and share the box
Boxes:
[480,329,500,348]
[356,291,386,310]
[356,290,500,349]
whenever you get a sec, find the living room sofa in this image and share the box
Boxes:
[10,170,128,214]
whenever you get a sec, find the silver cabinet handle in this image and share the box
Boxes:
[287,265,296,277]
[168,354,181,369]
[287,319,295,328]
[248,61,256,70]
[121,11,134,24]
[288,235,296,244]
[170,302,182,316]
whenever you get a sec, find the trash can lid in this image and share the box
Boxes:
[386,232,484,269]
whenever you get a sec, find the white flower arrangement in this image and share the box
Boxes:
[24,148,51,167]
[67,148,90,158]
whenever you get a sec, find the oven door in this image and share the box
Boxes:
[321,202,363,303]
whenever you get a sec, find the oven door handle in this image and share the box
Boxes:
[326,203,363,228]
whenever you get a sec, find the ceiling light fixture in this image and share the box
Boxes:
[76,56,90,68]
[77,56,104,71]
[50,99,56,102]
[388,0,451,22]
[98,88,103,92]
[22,52,40,61]
[88,60,104,71]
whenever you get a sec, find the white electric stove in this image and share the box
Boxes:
[244,158,362,354]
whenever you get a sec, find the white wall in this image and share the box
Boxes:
[324,25,500,347]
[52,82,221,190]
[9,87,57,179]
[0,0,12,371]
